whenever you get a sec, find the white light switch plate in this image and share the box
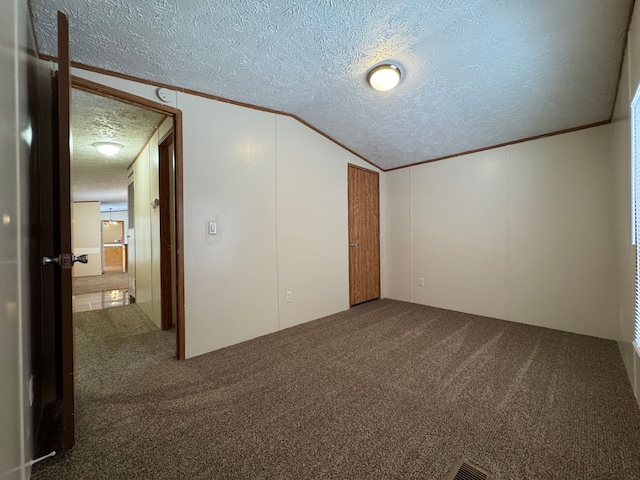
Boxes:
[208,221,217,235]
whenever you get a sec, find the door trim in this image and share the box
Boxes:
[71,76,187,360]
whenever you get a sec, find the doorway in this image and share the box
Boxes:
[102,219,126,273]
[40,75,187,452]
[348,164,380,305]
[71,76,186,358]
[36,13,187,454]
[69,87,163,317]
[159,132,177,330]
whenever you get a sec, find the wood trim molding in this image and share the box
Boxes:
[45,54,293,115]
[348,163,380,175]
[610,0,636,120]
[173,111,186,360]
[126,158,137,172]
[43,55,382,170]
[384,120,612,172]
[54,55,614,176]
[289,115,378,169]
[71,75,179,116]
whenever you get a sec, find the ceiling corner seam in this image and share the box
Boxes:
[409,166,414,304]
[274,114,281,332]
[611,0,636,121]
[505,145,511,323]
[27,0,42,59]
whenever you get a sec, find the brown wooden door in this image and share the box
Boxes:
[159,132,175,330]
[50,11,75,449]
[348,164,380,305]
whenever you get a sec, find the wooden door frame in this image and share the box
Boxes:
[71,76,187,360]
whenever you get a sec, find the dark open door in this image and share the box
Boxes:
[159,132,175,330]
[45,11,76,449]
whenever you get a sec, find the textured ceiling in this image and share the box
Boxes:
[71,89,166,211]
[32,0,632,170]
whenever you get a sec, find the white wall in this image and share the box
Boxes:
[127,178,136,296]
[383,169,411,302]
[386,125,618,340]
[412,149,509,320]
[276,116,356,329]
[509,129,616,338]
[181,95,279,354]
[613,2,640,406]
[72,202,103,277]
[1,0,41,477]
[137,144,155,318]
[149,120,164,328]
[126,116,170,327]
[72,67,383,358]
[0,1,25,476]
[131,140,151,319]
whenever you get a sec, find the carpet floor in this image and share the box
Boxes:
[72,273,129,295]
[32,300,640,479]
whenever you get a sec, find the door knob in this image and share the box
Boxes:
[42,255,59,266]
[42,254,89,266]
[72,254,89,264]
[350,243,358,247]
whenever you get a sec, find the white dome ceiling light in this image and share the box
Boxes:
[367,64,402,92]
[92,142,123,156]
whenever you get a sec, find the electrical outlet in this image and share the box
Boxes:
[418,278,425,287]
[286,291,292,303]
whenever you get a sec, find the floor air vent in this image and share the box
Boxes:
[445,458,493,480]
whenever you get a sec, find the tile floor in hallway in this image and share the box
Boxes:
[73,289,130,312]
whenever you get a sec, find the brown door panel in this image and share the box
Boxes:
[348,165,380,306]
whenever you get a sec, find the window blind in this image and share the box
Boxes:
[632,87,640,350]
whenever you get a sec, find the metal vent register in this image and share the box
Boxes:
[445,458,493,480]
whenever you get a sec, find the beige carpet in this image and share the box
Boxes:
[32,300,640,479]
[73,273,128,295]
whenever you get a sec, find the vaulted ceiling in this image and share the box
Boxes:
[31,0,633,170]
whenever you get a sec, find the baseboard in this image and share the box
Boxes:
[618,340,640,410]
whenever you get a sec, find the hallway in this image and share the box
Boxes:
[72,273,130,312]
